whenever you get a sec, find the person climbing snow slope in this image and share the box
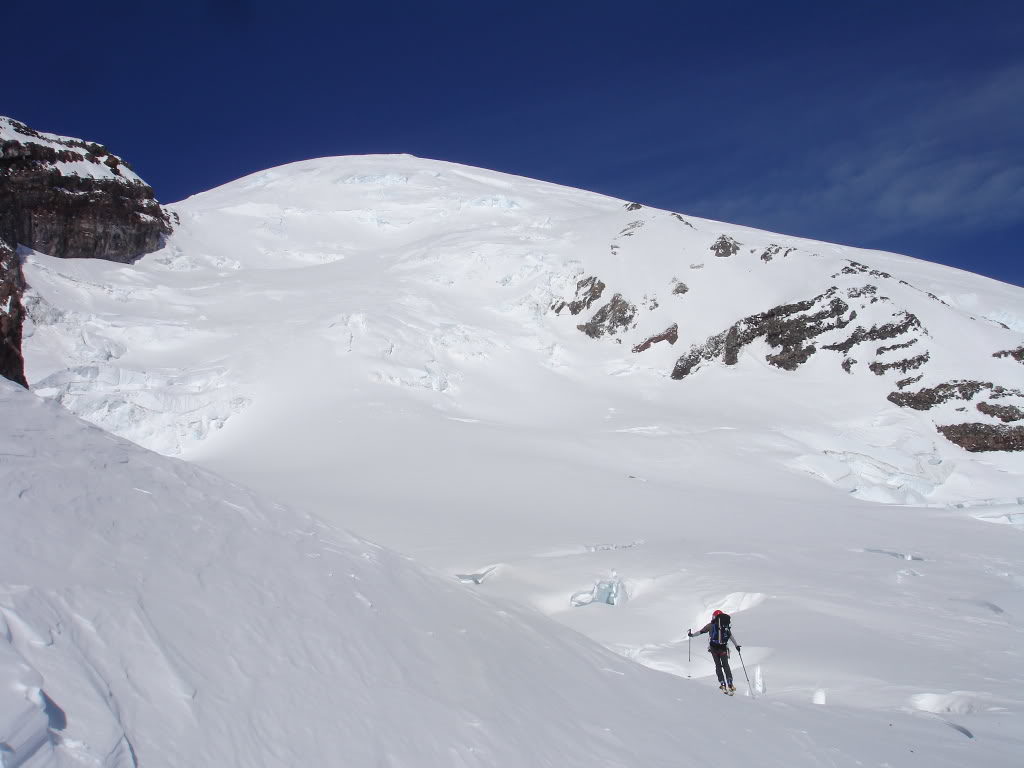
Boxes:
[689,610,741,695]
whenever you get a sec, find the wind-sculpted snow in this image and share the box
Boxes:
[0,632,55,767]
[1,381,711,767]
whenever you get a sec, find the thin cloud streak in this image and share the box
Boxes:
[675,63,1024,244]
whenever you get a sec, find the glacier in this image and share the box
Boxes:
[7,153,1024,766]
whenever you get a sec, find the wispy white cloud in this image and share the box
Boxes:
[677,62,1024,242]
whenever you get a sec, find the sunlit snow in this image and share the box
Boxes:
[8,154,1024,766]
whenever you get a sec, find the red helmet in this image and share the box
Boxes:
[712,610,723,617]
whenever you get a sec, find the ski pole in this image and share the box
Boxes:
[735,647,754,698]
[687,633,691,663]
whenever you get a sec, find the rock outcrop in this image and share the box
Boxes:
[993,346,1024,364]
[577,294,638,339]
[977,401,1024,423]
[544,191,1022,455]
[868,352,929,376]
[552,276,606,316]
[759,244,796,262]
[884,379,1024,451]
[821,310,921,355]
[937,423,1024,452]
[0,117,172,386]
[671,288,852,379]
[0,240,27,386]
[632,324,678,354]
[710,235,740,258]
[887,380,1023,410]
[0,117,172,262]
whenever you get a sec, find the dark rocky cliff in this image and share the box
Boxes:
[0,117,172,386]
[0,239,27,386]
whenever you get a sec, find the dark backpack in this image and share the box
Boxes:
[709,613,731,646]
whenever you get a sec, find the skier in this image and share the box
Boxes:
[688,610,741,694]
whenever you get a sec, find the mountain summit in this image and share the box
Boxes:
[21,153,1024,489]
[4,140,1024,766]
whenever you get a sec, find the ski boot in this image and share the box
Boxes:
[727,683,736,696]
[719,683,728,694]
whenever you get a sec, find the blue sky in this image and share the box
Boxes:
[9,1,1024,286]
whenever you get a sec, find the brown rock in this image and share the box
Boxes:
[876,338,917,355]
[553,276,606,316]
[822,311,921,355]
[0,116,172,386]
[887,380,1023,410]
[937,423,1024,452]
[868,352,930,376]
[895,375,923,389]
[671,288,852,378]
[977,401,1024,423]
[993,346,1024,364]
[577,294,638,339]
[632,324,679,353]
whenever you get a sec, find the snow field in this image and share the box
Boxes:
[13,153,1024,765]
[7,381,1013,766]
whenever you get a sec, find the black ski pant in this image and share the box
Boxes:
[710,646,732,685]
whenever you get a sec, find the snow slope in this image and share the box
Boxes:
[15,154,1024,765]
[6,378,1013,767]
[22,154,1024,487]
